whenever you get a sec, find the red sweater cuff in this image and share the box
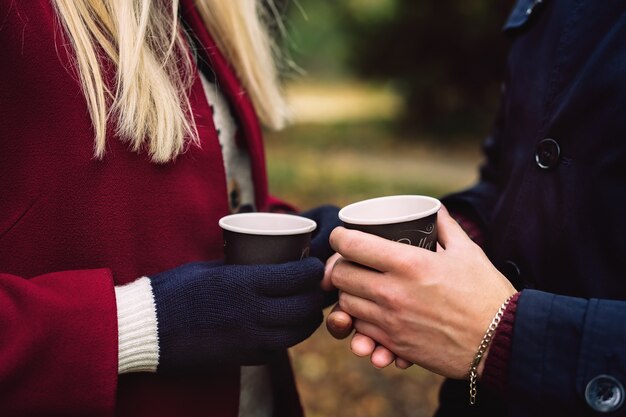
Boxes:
[481,291,521,396]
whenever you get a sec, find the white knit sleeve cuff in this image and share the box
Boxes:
[114,277,160,374]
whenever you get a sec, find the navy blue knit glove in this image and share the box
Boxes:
[299,205,341,264]
[150,258,325,372]
[299,205,341,307]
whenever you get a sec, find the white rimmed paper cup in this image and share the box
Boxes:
[339,195,441,251]
[219,213,317,265]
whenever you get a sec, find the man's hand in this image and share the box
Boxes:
[324,252,413,369]
[328,206,516,378]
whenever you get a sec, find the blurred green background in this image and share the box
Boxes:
[264,1,513,416]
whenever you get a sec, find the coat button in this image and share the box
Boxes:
[585,375,625,413]
[535,138,561,169]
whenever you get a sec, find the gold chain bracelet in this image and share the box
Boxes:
[468,295,513,405]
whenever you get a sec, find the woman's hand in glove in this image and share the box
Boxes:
[300,205,342,307]
[299,205,341,264]
[150,257,325,372]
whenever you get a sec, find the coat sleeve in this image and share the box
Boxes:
[509,290,626,415]
[0,269,118,417]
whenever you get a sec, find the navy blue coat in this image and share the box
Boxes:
[439,0,626,415]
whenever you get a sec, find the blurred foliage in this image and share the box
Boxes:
[283,0,514,136]
[289,323,444,417]
[265,121,480,209]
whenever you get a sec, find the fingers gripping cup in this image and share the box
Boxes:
[219,213,317,265]
[338,195,441,251]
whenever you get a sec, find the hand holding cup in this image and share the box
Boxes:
[328,205,517,378]
[326,195,441,368]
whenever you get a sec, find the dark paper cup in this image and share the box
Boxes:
[219,213,317,265]
[338,195,441,251]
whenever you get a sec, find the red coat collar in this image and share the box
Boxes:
[179,0,270,212]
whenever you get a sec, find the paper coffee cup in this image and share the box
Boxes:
[219,213,317,265]
[338,195,441,251]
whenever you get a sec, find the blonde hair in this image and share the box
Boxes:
[53,0,288,163]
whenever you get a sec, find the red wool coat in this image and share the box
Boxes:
[0,1,300,416]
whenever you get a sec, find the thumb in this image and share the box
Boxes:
[326,303,353,340]
[437,205,471,249]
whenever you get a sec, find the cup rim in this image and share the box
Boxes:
[339,195,441,225]
[219,212,317,236]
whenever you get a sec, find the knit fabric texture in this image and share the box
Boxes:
[299,205,342,307]
[114,277,160,373]
[300,205,342,264]
[150,258,325,373]
[482,291,521,396]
